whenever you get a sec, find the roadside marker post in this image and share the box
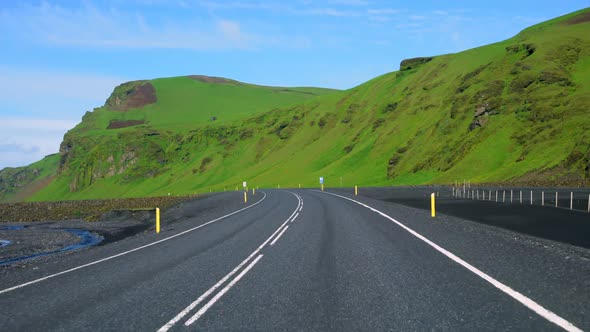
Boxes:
[489,190,492,201]
[503,191,505,203]
[570,192,573,210]
[511,190,513,203]
[253,188,255,195]
[244,191,247,203]
[556,192,558,208]
[355,185,358,196]
[431,193,436,218]
[587,194,590,213]
[496,191,498,202]
[531,191,533,205]
[520,191,523,204]
[299,184,301,189]
[542,192,545,206]
[156,208,161,234]
[320,177,324,191]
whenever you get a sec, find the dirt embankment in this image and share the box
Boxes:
[107,120,146,129]
[0,195,196,222]
[105,81,157,111]
[563,11,590,25]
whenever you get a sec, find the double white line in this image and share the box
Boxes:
[158,191,303,330]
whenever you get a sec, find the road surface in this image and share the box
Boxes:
[1,189,589,331]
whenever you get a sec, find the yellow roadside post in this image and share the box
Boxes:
[244,191,247,203]
[431,193,436,218]
[321,184,324,191]
[156,208,161,233]
[355,185,358,196]
[253,187,255,195]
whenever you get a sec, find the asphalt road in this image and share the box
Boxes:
[1,189,589,331]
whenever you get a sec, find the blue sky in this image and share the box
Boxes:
[0,0,588,169]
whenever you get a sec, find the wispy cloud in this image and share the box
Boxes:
[327,0,370,5]
[0,2,306,50]
[367,8,399,15]
[409,15,427,20]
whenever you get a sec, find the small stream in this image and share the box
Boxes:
[0,227,103,266]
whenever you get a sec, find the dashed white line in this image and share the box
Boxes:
[0,192,268,296]
[270,226,289,246]
[318,190,582,332]
[185,254,264,326]
[291,212,300,222]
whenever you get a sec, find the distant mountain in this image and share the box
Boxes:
[4,8,590,201]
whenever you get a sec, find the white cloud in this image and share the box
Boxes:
[0,68,126,169]
[0,117,78,169]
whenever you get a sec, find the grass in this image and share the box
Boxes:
[6,8,590,201]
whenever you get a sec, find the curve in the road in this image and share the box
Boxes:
[158,191,303,331]
[317,190,583,332]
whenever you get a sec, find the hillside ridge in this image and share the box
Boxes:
[2,7,590,202]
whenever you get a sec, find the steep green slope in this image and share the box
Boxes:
[20,8,590,201]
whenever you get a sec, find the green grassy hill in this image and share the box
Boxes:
[5,8,590,201]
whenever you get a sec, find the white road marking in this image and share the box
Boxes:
[291,212,300,222]
[0,192,268,296]
[185,254,264,326]
[270,226,289,246]
[319,190,582,332]
[158,191,302,331]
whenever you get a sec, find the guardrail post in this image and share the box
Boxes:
[156,208,160,234]
[431,193,436,217]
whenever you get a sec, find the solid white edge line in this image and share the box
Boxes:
[270,226,289,246]
[158,191,302,331]
[316,190,583,332]
[290,212,300,223]
[185,254,264,326]
[0,192,268,296]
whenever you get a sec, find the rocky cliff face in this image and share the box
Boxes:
[0,154,57,201]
